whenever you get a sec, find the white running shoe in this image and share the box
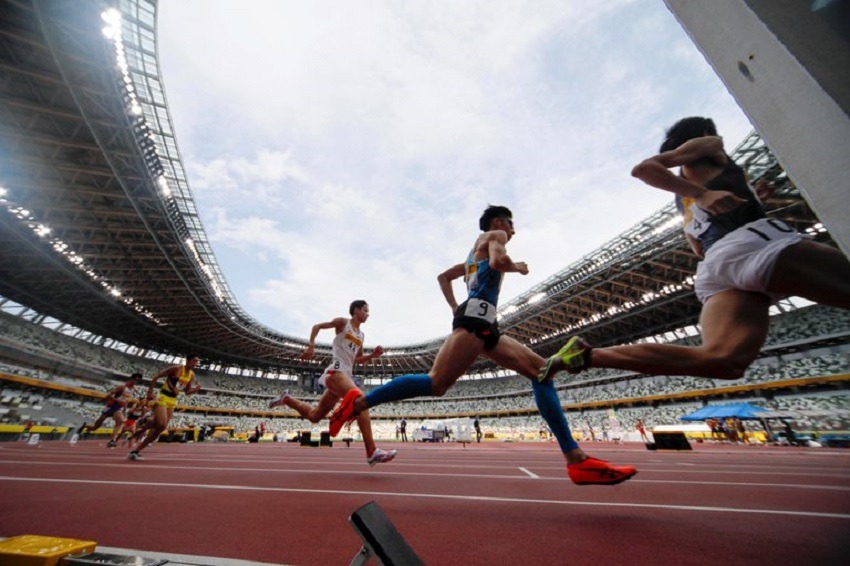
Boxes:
[269,393,292,409]
[367,448,397,467]
[127,451,143,461]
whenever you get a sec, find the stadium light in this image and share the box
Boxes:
[527,292,547,304]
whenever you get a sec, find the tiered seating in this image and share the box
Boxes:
[0,303,847,438]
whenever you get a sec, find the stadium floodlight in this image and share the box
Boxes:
[527,292,547,305]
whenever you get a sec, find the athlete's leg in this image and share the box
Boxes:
[356,330,482,413]
[84,413,107,433]
[285,389,340,423]
[485,336,585,463]
[767,241,850,309]
[487,336,636,482]
[135,405,171,454]
[121,423,136,447]
[587,289,771,379]
[325,372,385,458]
[109,412,125,442]
[130,417,151,444]
[483,334,543,380]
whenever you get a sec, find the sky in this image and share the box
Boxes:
[156,0,756,347]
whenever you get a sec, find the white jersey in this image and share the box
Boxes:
[324,319,364,378]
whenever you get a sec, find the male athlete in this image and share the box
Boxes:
[330,206,636,485]
[269,301,396,467]
[81,373,141,448]
[128,354,202,461]
[539,117,850,382]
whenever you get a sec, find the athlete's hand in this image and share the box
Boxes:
[300,345,315,360]
[371,345,384,358]
[515,262,529,275]
[754,179,775,203]
[696,190,747,215]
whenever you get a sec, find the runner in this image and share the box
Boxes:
[539,116,850,382]
[329,205,636,485]
[128,355,202,461]
[81,373,141,448]
[269,301,396,467]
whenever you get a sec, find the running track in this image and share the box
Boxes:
[1,441,849,565]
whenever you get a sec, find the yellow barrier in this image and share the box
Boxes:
[0,535,96,566]
[0,425,70,434]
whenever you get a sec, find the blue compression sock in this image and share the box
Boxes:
[364,373,433,409]
[531,378,579,453]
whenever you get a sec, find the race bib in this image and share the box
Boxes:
[463,299,497,324]
[684,202,711,238]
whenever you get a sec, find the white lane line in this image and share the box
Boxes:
[2,460,849,490]
[4,452,849,476]
[2,475,848,520]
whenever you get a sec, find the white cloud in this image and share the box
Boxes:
[158,0,755,347]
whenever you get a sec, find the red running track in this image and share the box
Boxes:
[1,440,849,565]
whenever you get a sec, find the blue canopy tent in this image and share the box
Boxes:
[680,402,771,421]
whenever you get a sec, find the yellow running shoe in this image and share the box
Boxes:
[537,336,591,381]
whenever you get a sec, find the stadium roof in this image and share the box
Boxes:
[0,0,832,378]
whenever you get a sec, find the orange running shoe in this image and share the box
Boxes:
[329,389,363,437]
[567,457,637,486]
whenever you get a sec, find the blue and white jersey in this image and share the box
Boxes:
[464,249,503,307]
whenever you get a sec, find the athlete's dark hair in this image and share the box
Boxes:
[129,373,142,381]
[186,354,199,362]
[660,117,717,153]
[479,205,512,232]
[349,300,367,315]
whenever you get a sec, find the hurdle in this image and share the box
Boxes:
[348,501,424,566]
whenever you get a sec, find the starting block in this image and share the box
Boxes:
[0,535,96,566]
[348,501,423,566]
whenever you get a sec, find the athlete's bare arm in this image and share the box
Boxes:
[486,231,528,274]
[147,365,177,400]
[437,263,465,312]
[105,384,123,399]
[300,317,347,360]
[631,136,746,215]
[186,377,202,396]
[685,233,704,259]
[355,345,383,365]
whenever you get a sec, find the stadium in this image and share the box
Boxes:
[1,1,848,565]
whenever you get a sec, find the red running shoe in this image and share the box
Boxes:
[329,389,363,437]
[567,457,637,486]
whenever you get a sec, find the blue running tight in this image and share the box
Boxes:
[531,378,579,453]
[364,373,433,408]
